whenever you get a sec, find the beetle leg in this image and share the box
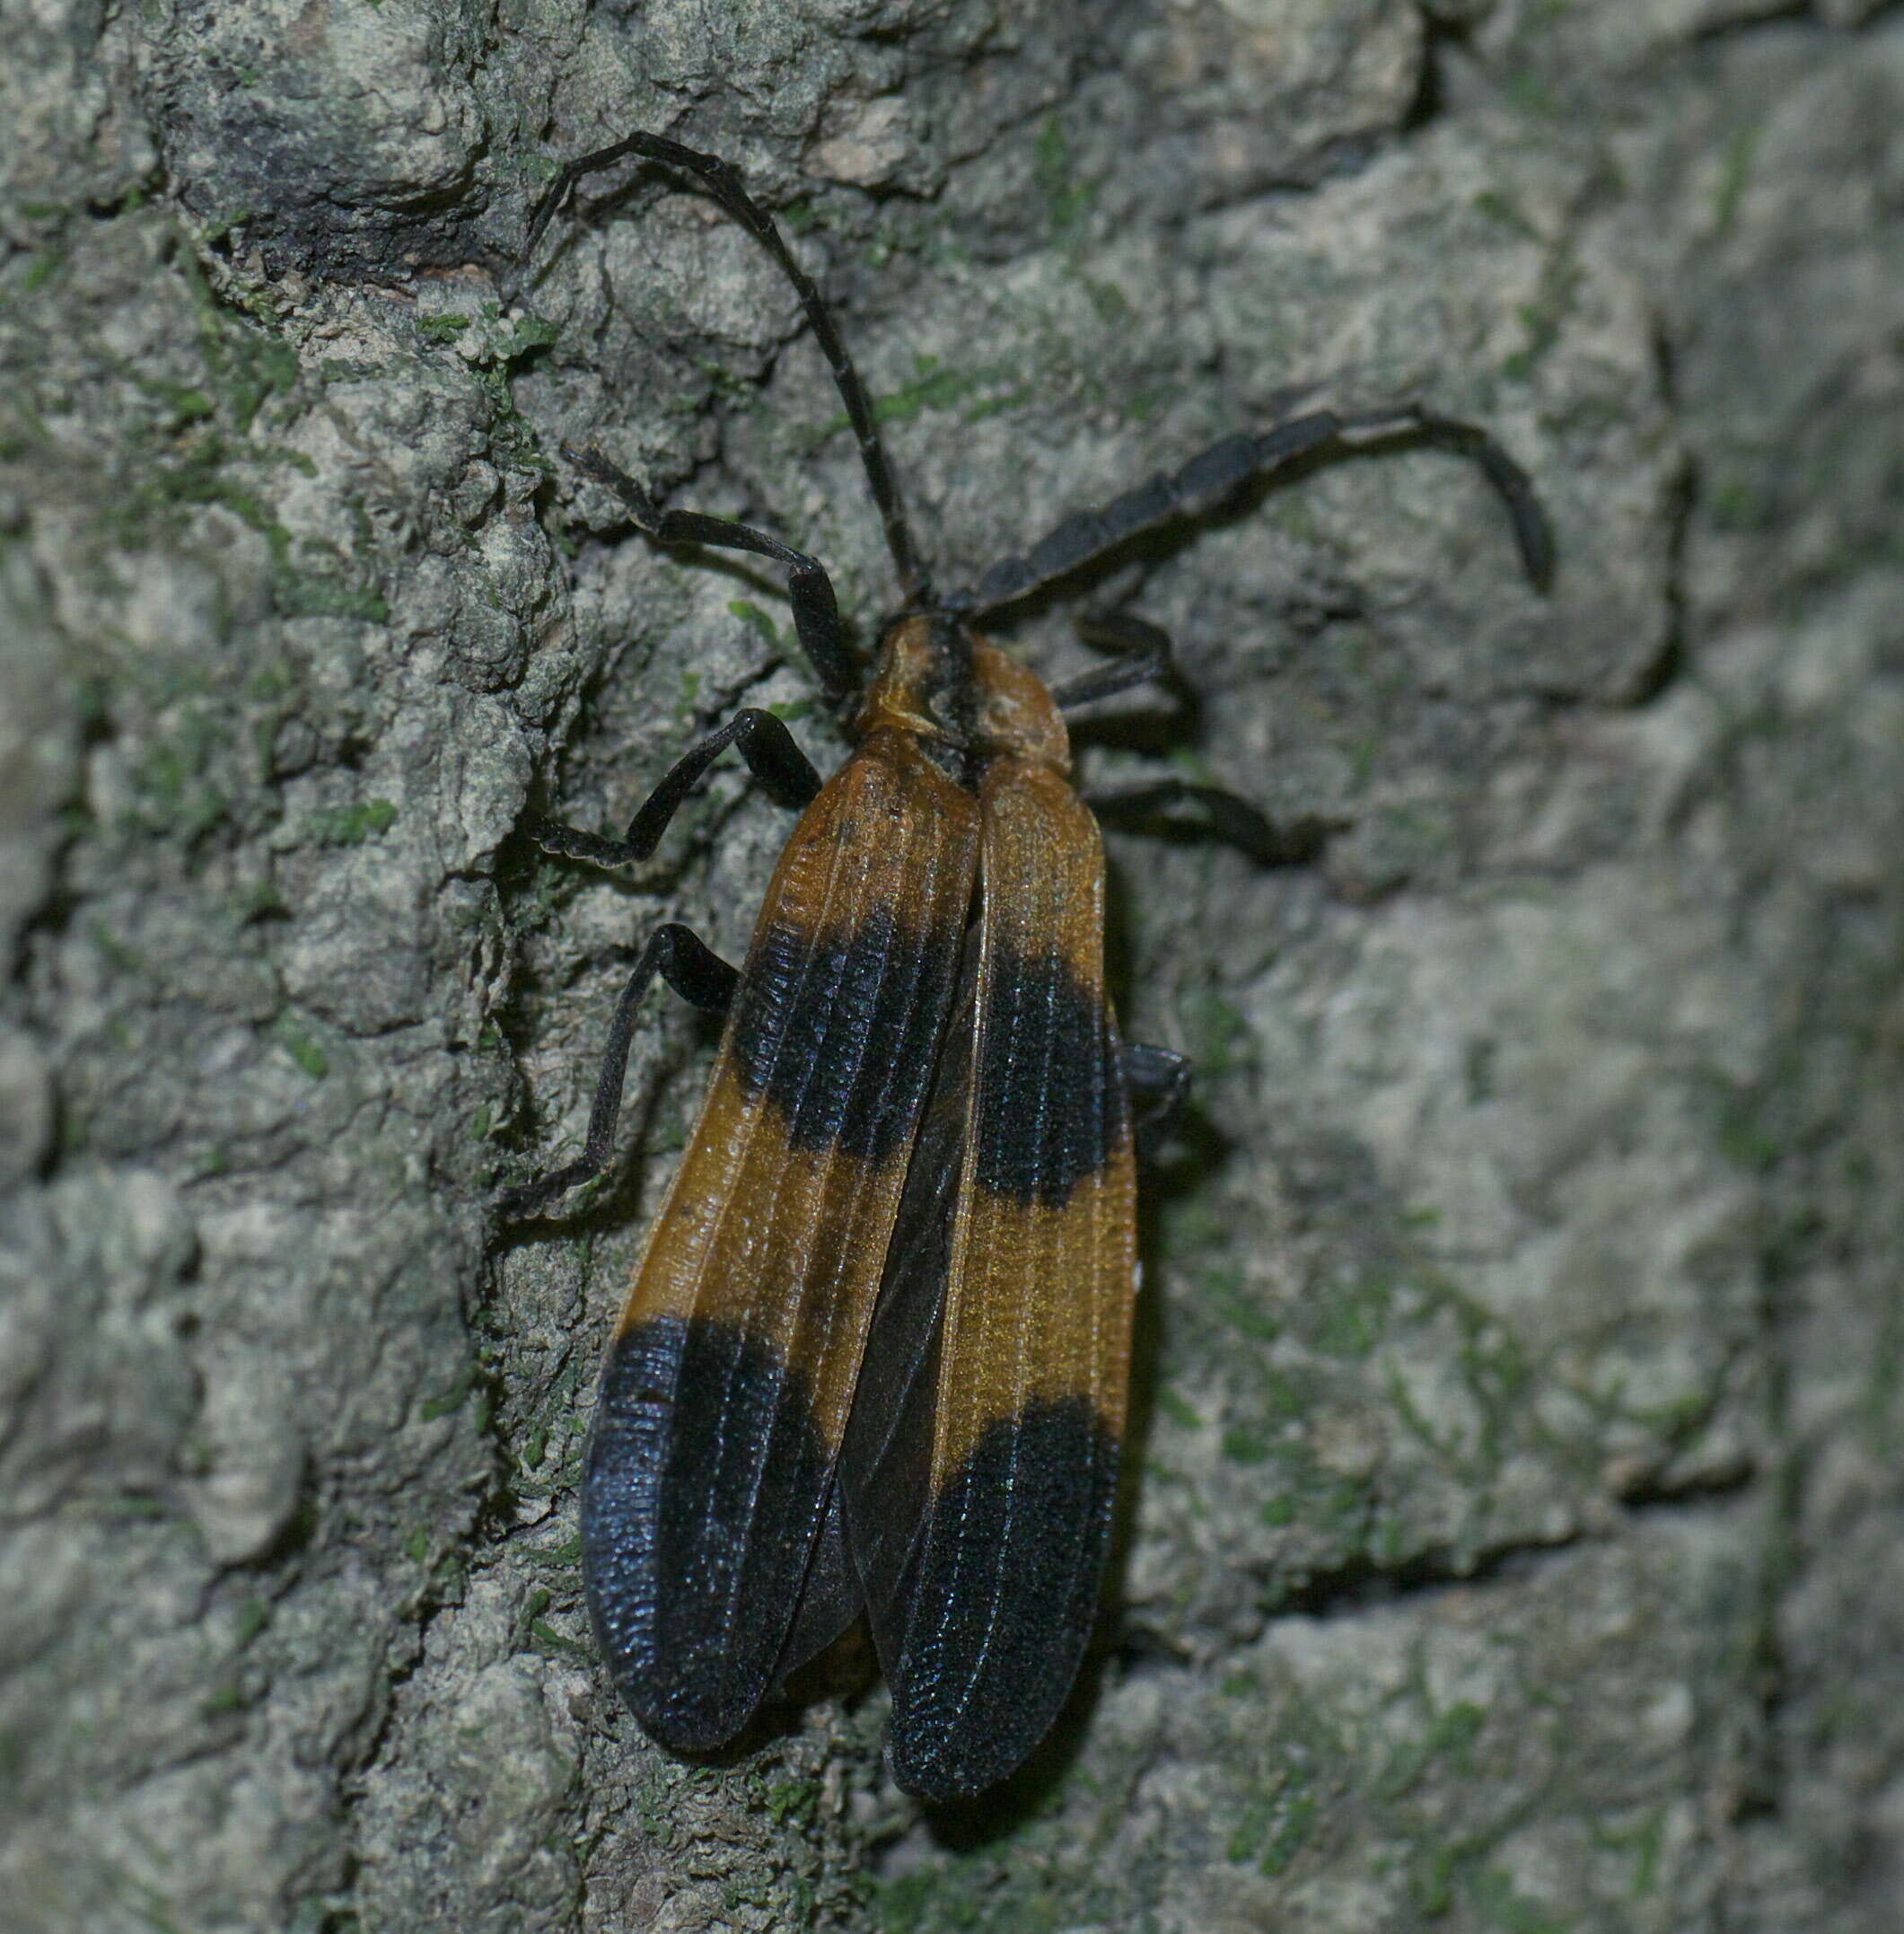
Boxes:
[527,707,822,873]
[1050,611,1177,710]
[566,445,859,701]
[1121,1040,1190,1137]
[1086,778,1333,867]
[497,923,740,1219]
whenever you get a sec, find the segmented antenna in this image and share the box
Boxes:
[523,132,926,601]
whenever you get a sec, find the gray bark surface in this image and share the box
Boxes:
[2,2,1900,1929]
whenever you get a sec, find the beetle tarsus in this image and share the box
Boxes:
[497,922,739,1220]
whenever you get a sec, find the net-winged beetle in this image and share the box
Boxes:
[499,132,1550,1801]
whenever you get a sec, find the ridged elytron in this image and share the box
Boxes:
[500,131,1551,1802]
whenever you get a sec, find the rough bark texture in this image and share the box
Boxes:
[3,2,1900,1930]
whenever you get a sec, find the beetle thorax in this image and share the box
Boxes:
[970,638,1069,773]
[855,613,1069,776]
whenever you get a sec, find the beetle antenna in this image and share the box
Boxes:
[523,131,927,602]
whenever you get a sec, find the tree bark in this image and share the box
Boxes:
[3,2,1900,1929]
